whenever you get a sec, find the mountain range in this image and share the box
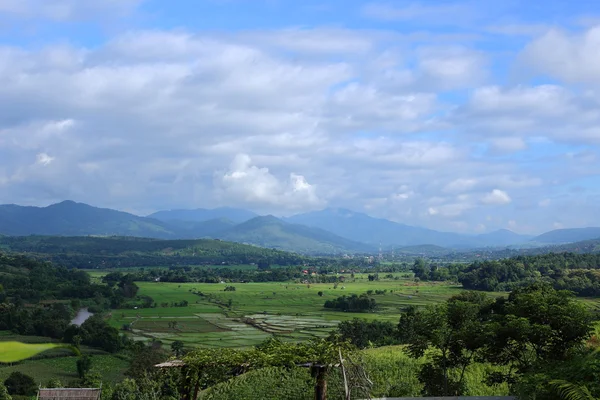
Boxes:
[0,200,599,254]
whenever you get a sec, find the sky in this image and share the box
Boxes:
[1,0,600,234]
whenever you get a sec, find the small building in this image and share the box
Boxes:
[37,387,102,400]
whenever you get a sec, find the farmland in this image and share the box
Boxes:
[0,333,128,383]
[103,272,498,348]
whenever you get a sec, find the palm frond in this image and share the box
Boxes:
[550,380,596,400]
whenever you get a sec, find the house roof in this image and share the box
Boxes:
[155,359,186,368]
[38,388,102,400]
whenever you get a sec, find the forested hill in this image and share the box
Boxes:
[0,235,309,269]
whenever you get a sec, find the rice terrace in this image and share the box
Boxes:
[102,273,468,348]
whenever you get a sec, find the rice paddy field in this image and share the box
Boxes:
[103,273,503,348]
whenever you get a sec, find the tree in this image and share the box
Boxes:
[79,315,121,352]
[4,372,37,396]
[412,258,429,281]
[77,355,93,379]
[399,291,493,396]
[126,345,168,380]
[171,340,184,357]
[45,379,63,388]
[334,318,399,349]
[484,283,593,387]
[0,382,11,400]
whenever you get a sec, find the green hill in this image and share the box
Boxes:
[0,235,308,269]
[219,215,374,254]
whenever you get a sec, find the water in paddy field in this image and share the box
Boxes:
[71,308,94,326]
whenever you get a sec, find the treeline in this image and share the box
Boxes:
[458,253,600,295]
[111,266,354,284]
[324,294,377,312]
[411,253,600,296]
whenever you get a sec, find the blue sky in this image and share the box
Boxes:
[1,0,600,234]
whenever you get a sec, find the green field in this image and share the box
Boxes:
[0,342,63,363]
[0,333,128,384]
[107,276,503,348]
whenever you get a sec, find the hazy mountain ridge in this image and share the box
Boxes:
[1,201,599,254]
[217,215,374,254]
[148,207,257,224]
[530,227,600,244]
[286,208,532,248]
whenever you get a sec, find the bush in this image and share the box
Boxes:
[4,372,36,396]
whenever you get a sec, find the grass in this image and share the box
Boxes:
[0,342,65,363]
[0,354,129,384]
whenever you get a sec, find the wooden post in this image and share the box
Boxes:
[312,365,328,400]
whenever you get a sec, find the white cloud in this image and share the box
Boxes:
[520,26,600,84]
[443,178,478,193]
[489,137,527,152]
[481,189,512,205]
[35,153,55,166]
[216,154,322,210]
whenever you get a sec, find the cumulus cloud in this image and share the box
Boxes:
[216,154,322,211]
[520,26,600,84]
[481,189,512,205]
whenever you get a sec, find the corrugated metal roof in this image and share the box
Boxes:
[155,359,186,368]
[38,388,102,400]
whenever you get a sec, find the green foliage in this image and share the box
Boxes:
[4,372,36,396]
[323,294,377,312]
[333,318,399,348]
[400,291,493,396]
[0,382,11,400]
[551,380,596,400]
[75,315,123,353]
[170,341,184,357]
[183,338,355,391]
[76,355,93,379]
[459,252,600,295]
[484,283,593,377]
[125,345,168,380]
[45,378,63,388]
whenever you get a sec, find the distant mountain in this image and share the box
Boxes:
[0,200,178,238]
[166,218,236,238]
[218,215,374,254]
[474,229,533,247]
[286,208,529,248]
[0,201,372,254]
[531,227,600,244]
[148,207,257,224]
